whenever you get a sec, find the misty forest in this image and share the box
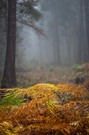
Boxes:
[0,0,89,134]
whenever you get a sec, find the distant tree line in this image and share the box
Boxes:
[41,0,89,66]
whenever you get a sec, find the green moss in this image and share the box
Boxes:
[26,83,34,88]
[0,90,25,107]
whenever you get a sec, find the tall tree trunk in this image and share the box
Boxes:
[1,0,16,88]
[55,22,60,65]
[83,0,89,60]
[82,0,88,61]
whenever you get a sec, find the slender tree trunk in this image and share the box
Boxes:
[82,0,88,61]
[55,22,60,65]
[83,0,89,60]
[1,0,16,88]
[77,0,84,64]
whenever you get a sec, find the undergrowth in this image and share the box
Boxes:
[0,83,89,135]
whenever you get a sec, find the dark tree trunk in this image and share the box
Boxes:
[1,0,16,88]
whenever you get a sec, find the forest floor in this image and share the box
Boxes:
[17,63,89,87]
[0,63,89,135]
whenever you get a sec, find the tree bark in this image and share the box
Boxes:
[83,0,89,60]
[1,0,16,88]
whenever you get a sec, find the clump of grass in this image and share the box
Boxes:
[49,67,54,72]
[26,83,34,88]
[71,64,80,71]
[0,90,25,107]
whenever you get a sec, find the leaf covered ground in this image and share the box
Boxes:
[16,63,89,87]
[0,83,89,135]
[0,63,89,134]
